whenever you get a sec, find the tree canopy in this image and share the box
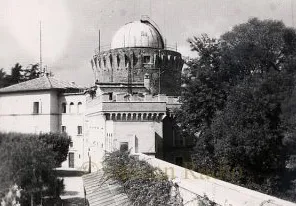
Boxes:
[0,63,46,88]
[177,18,296,201]
[0,132,71,205]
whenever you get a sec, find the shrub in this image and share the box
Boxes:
[103,151,183,206]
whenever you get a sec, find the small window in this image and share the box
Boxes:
[120,142,129,152]
[143,55,151,64]
[70,141,73,147]
[103,57,106,67]
[108,93,113,101]
[77,102,82,113]
[62,103,67,113]
[33,102,39,114]
[69,102,74,113]
[77,126,83,135]
[62,126,66,133]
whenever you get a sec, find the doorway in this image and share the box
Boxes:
[68,152,74,168]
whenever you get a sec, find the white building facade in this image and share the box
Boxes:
[0,19,184,169]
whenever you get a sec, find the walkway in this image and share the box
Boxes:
[57,169,86,206]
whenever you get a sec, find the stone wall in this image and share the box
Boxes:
[92,47,183,96]
[137,153,296,206]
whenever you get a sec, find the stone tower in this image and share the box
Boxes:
[91,19,184,96]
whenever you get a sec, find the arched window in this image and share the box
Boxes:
[77,102,82,113]
[69,102,74,113]
[62,103,67,113]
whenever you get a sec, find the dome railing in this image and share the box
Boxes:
[94,44,178,54]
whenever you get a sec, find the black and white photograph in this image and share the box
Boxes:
[0,0,296,205]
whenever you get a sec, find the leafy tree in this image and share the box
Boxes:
[0,132,70,205]
[38,133,72,167]
[6,63,23,85]
[0,63,46,89]
[23,64,42,81]
[177,18,296,200]
[0,69,9,88]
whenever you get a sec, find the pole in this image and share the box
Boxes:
[99,29,101,53]
[292,0,295,27]
[39,21,42,73]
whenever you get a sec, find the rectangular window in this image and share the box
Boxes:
[143,55,151,64]
[62,103,66,113]
[68,152,74,168]
[62,126,66,133]
[108,92,113,100]
[120,142,129,152]
[33,102,39,114]
[69,141,73,148]
[77,126,83,135]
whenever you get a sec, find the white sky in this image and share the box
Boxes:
[0,0,295,86]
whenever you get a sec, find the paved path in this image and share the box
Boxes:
[58,170,86,206]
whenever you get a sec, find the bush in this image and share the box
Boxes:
[103,151,183,206]
[0,132,71,205]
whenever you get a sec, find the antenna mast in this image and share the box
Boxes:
[292,0,295,27]
[99,29,101,53]
[39,21,42,72]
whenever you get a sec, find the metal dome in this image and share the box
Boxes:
[110,20,164,49]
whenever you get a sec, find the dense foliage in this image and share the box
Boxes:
[0,63,46,88]
[177,18,296,201]
[103,151,183,206]
[0,132,71,205]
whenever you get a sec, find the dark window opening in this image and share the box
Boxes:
[120,142,129,152]
[143,55,151,64]
[108,92,113,100]
[109,55,113,67]
[103,57,106,67]
[62,103,67,113]
[78,126,83,135]
[125,55,129,67]
[62,126,66,133]
[70,141,73,147]
[117,55,120,67]
[33,102,39,114]
[68,152,74,168]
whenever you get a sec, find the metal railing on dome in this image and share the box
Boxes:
[94,44,178,54]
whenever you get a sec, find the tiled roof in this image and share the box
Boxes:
[82,170,132,206]
[0,76,83,93]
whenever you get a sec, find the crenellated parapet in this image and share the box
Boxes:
[91,47,183,96]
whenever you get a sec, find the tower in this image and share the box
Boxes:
[91,19,184,96]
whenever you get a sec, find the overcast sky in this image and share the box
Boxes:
[0,0,295,86]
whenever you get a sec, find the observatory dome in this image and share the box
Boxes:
[110,20,164,49]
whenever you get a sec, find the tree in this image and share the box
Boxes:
[177,18,296,200]
[0,69,9,88]
[7,63,23,85]
[0,132,71,205]
[23,64,42,81]
[38,133,72,167]
[0,63,46,89]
